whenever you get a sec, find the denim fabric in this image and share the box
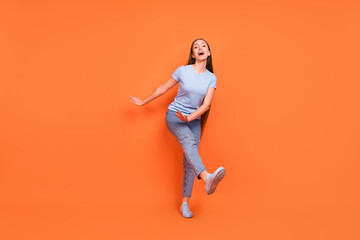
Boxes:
[165,110,207,198]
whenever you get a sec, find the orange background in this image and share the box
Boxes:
[1,0,359,239]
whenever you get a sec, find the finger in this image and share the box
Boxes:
[130,96,139,101]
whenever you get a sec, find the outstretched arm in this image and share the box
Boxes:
[175,87,216,122]
[129,77,178,106]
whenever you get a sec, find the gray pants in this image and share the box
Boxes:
[165,110,207,198]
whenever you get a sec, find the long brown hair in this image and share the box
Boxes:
[185,38,214,139]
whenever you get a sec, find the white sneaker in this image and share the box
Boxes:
[180,202,193,218]
[205,167,226,195]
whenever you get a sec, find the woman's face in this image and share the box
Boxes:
[192,40,211,61]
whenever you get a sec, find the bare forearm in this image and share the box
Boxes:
[143,86,166,105]
[187,104,210,121]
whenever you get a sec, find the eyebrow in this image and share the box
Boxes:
[194,42,206,46]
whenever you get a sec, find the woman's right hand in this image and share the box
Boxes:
[129,96,145,106]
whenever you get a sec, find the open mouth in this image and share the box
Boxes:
[198,52,204,56]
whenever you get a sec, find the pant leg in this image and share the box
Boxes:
[182,119,202,198]
[182,153,195,197]
[165,110,207,178]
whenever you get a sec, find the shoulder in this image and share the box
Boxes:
[181,65,190,71]
[173,65,188,72]
[172,65,187,81]
[208,71,217,80]
[207,71,217,89]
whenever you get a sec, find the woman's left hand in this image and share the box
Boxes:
[175,111,190,122]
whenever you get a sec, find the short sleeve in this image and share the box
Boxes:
[209,75,217,89]
[171,65,183,82]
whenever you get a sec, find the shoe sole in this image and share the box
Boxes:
[207,167,226,195]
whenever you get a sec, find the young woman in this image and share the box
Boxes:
[129,38,225,218]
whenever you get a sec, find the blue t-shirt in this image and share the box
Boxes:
[168,64,217,118]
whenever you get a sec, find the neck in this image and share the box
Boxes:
[193,61,207,73]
